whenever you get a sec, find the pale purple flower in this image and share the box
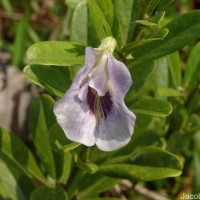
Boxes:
[53,37,136,151]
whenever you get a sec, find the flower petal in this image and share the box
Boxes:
[107,54,132,99]
[95,101,136,151]
[78,82,88,101]
[53,84,96,146]
[75,47,99,85]
[88,54,108,96]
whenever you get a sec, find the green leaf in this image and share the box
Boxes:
[128,62,155,93]
[99,147,183,181]
[122,29,168,55]
[136,20,157,26]
[158,87,183,97]
[30,186,68,200]
[0,159,26,200]
[1,0,13,15]
[68,170,85,199]
[76,157,98,174]
[149,28,169,39]
[0,155,35,199]
[65,0,80,9]
[23,65,71,97]
[157,0,174,12]
[149,11,165,24]
[167,51,181,88]
[128,11,200,66]
[147,0,161,16]
[155,57,169,87]
[122,39,158,55]
[26,41,85,66]
[48,124,73,183]
[127,0,140,43]
[193,151,200,193]
[48,123,80,152]
[133,113,153,132]
[96,0,114,28]
[88,0,112,41]
[71,1,87,44]
[30,94,57,179]
[184,42,200,94]
[113,0,134,46]
[79,173,120,198]
[114,130,165,157]
[54,151,73,184]
[12,4,30,69]
[86,146,116,164]
[130,97,173,116]
[0,127,46,184]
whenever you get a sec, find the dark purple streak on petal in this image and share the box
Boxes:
[100,92,113,118]
[87,86,113,119]
[87,87,96,114]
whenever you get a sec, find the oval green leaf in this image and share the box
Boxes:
[0,159,26,200]
[113,0,135,46]
[30,94,57,179]
[167,51,181,88]
[130,97,173,116]
[26,41,85,66]
[48,123,80,153]
[23,65,71,97]
[158,87,183,97]
[184,42,200,94]
[71,1,87,44]
[78,173,120,198]
[30,186,68,200]
[0,127,46,184]
[88,0,112,41]
[99,147,183,181]
[128,61,155,92]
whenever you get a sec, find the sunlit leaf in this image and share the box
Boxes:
[184,42,200,94]
[0,127,46,184]
[158,87,183,97]
[71,1,87,44]
[167,51,181,88]
[30,94,57,179]
[26,41,85,66]
[130,97,173,116]
[23,65,71,97]
[88,0,112,40]
[99,147,183,181]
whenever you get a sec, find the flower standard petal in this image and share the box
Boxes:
[78,82,89,101]
[75,47,99,85]
[107,53,132,99]
[88,54,108,96]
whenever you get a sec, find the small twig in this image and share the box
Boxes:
[0,11,22,20]
[119,180,169,200]
[134,184,169,200]
[114,184,127,200]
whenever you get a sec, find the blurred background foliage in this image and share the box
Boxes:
[0,0,198,69]
[0,0,200,200]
